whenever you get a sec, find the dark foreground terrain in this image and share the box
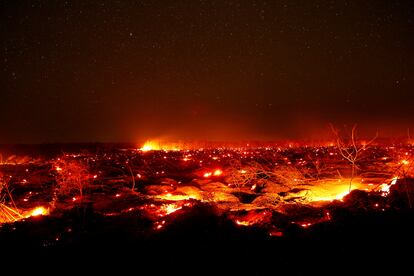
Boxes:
[1,201,413,275]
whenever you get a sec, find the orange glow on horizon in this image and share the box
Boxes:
[140,141,161,151]
[140,140,181,151]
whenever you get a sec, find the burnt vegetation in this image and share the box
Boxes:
[0,142,413,273]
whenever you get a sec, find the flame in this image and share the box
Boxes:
[142,202,191,218]
[140,140,181,151]
[163,204,183,215]
[27,206,48,217]
[155,193,200,201]
[140,141,161,151]
[2,205,49,223]
[379,176,398,196]
[308,180,363,202]
[333,190,351,201]
[312,189,352,202]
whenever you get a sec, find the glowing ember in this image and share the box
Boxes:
[401,160,410,165]
[233,211,272,227]
[141,202,190,219]
[204,172,212,178]
[213,169,223,176]
[236,220,250,226]
[154,220,166,230]
[269,229,284,237]
[163,204,182,215]
[204,169,223,178]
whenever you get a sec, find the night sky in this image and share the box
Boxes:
[1,1,414,143]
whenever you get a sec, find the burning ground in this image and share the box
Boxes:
[1,143,414,272]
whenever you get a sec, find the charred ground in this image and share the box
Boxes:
[0,143,413,274]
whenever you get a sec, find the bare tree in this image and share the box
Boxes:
[330,124,378,192]
[127,164,136,191]
[53,158,90,201]
[227,159,308,191]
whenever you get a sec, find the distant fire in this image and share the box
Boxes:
[140,140,181,151]
[140,141,161,151]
